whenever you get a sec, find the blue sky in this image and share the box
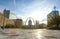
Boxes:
[0,0,60,24]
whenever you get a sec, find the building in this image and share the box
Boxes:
[3,9,16,19]
[39,23,47,28]
[0,12,14,26]
[35,20,39,28]
[0,13,4,26]
[28,19,32,27]
[47,6,60,27]
[15,19,23,26]
[9,12,17,19]
[3,9,10,19]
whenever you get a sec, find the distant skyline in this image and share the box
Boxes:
[0,0,60,24]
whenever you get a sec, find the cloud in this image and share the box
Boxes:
[16,0,54,24]
[0,0,59,24]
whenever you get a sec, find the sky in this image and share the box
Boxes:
[0,0,60,24]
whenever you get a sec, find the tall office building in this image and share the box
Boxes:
[3,9,16,19]
[35,20,39,25]
[35,20,39,28]
[3,9,10,19]
[28,19,32,27]
[47,6,60,27]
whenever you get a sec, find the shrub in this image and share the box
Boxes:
[16,25,27,29]
[5,24,15,28]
